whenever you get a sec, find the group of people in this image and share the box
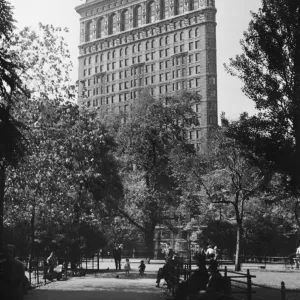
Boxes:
[112,244,146,276]
[155,243,226,300]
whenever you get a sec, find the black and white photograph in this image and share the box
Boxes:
[1,0,300,299]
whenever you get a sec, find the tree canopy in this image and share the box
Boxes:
[224,0,300,193]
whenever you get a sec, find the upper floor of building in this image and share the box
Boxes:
[75,0,216,45]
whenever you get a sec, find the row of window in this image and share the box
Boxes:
[85,0,211,42]
[83,30,203,65]
[85,75,203,97]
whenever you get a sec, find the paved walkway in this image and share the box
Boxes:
[25,265,163,300]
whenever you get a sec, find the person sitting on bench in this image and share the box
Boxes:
[156,256,178,288]
[174,255,209,300]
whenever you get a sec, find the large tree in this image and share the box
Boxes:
[172,129,266,270]
[107,91,199,255]
[224,0,300,193]
[0,0,30,248]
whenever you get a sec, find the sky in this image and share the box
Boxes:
[10,0,262,120]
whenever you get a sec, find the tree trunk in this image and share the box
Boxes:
[235,224,242,271]
[293,3,300,190]
[0,165,5,251]
[144,228,155,259]
[29,206,35,272]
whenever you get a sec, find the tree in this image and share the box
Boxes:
[0,0,30,248]
[172,129,266,270]
[224,0,300,193]
[4,102,122,261]
[108,91,199,255]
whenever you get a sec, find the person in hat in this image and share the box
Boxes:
[1,244,26,300]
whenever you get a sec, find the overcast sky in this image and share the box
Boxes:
[10,0,262,120]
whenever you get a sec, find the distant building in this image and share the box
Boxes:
[75,0,218,150]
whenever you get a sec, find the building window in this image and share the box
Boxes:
[138,43,142,51]
[165,36,169,45]
[88,57,92,64]
[174,0,179,15]
[174,46,178,54]
[151,40,155,48]
[189,42,194,51]
[133,5,142,27]
[196,78,200,86]
[159,37,163,46]
[121,9,130,31]
[159,50,163,58]
[195,27,199,37]
[160,0,166,19]
[195,41,200,49]
[196,65,200,74]
[196,53,200,61]
[189,30,193,38]
[147,1,156,23]
[146,41,150,50]
[85,20,93,42]
[180,32,184,41]
[174,33,178,42]
[108,13,117,35]
[96,17,105,38]
[189,0,194,10]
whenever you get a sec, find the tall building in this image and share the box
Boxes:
[75,0,218,148]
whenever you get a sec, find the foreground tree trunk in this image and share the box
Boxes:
[235,224,242,271]
[144,227,156,259]
[0,165,5,251]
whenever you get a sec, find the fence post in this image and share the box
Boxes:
[225,266,227,278]
[281,281,286,300]
[86,257,88,270]
[246,269,252,300]
[97,252,100,271]
[92,254,94,270]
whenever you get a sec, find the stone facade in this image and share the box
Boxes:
[75,0,218,149]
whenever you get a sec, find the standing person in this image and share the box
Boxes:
[100,249,105,262]
[113,245,121,270]
[1,244,26,300]
[124,258,131,276]
[46,251,56,273]
[139,260,146,276]
[295,244,300,269]
[166,243,174,261]
[213,246,219,260]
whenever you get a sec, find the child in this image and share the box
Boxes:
[139,260,146,276]
[124,258,131,276]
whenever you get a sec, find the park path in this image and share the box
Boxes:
[25,272,163,300]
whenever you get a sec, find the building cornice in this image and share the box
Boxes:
[78,8,216,56]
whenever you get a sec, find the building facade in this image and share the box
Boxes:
[75,0,218,148]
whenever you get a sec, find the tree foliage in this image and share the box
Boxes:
[224,0,300,193]
[106,91,199,254]
[172,129,266,270]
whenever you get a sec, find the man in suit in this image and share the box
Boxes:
[113,245,122,270]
